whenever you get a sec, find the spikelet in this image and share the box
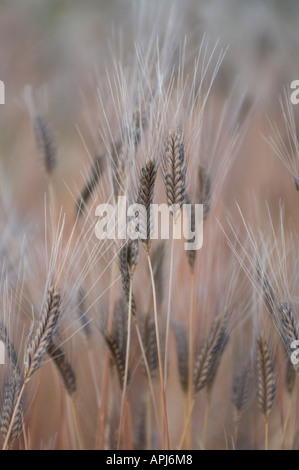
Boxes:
[256,265,276,317]
[103,330,128,389]
[24,285,61,383]
[173,321,189,393]
[163,127,186,218]
[0,373,23,448]
[184,193,196,271]
[47,340,77,396]
[76,154,105,217]
[232,364,253,417]
[136,158,157,253]
[142,313,158,378]
[34,115,57,174]
[256,336,276,418]
[285,354,296,394]
[113,298,128,361]
[197,164,211,221]
[0,322,19,374]
[278,302,299,371]
[77,287,92,340]
[119,240,139,316]
[193,313,229,395]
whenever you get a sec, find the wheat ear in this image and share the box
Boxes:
[2,284,61,450]
[256,336,276,450]
[76,154,104,218]
[232,363,253,447]
[0,374,23,449]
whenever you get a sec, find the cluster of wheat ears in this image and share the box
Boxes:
[0,16,299,450]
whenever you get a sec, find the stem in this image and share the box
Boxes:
[71,396,84,450]
[178,398,195,449]
[281,375,299,449]
[146,390,152,449]
[233,412,241,449]
[147,253,170,450]
[202,391,211,449]
[265,416,269,451]
[186,269,195,448]
[117,278,133,449]
[124,399,133,449]
[48,177,57,240]
[22,416,28,450]
[96,261,118,449]
[164,237,174,389]
[133,316,161,440]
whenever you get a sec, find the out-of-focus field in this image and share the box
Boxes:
[1,0,299,221]
[1,0,299,450]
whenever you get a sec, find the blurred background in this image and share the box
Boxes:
[1,0,299,450]
[0,0,299,223]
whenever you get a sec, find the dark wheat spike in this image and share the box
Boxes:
[34,115,57,174]
[173,322,189,393]
[0,374,23,447]
[103,330,128,389]
[119,241,138,316]
[193,314,229,395]
[285,354,296,394]
[142,313,158,378]
[232,364,254,415]
[76,154,104,217]
[294,175,299,191]
[132,106,148,148]
[77,287,92,340]
[0,321,19,374]
[197,164,211,221]
[24,285,61,383]
[47,340,77,396]
[278,302,299,344]
[256,336,276,417]
[119,239,139,281]
[113,298,128,360]
[136,158,157,252]
[257,265,276,318]
[110,139,123,198]
[112,104,147,199]
[278,302,299,370]
[164,127,186,216]
[184,193,196,271]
